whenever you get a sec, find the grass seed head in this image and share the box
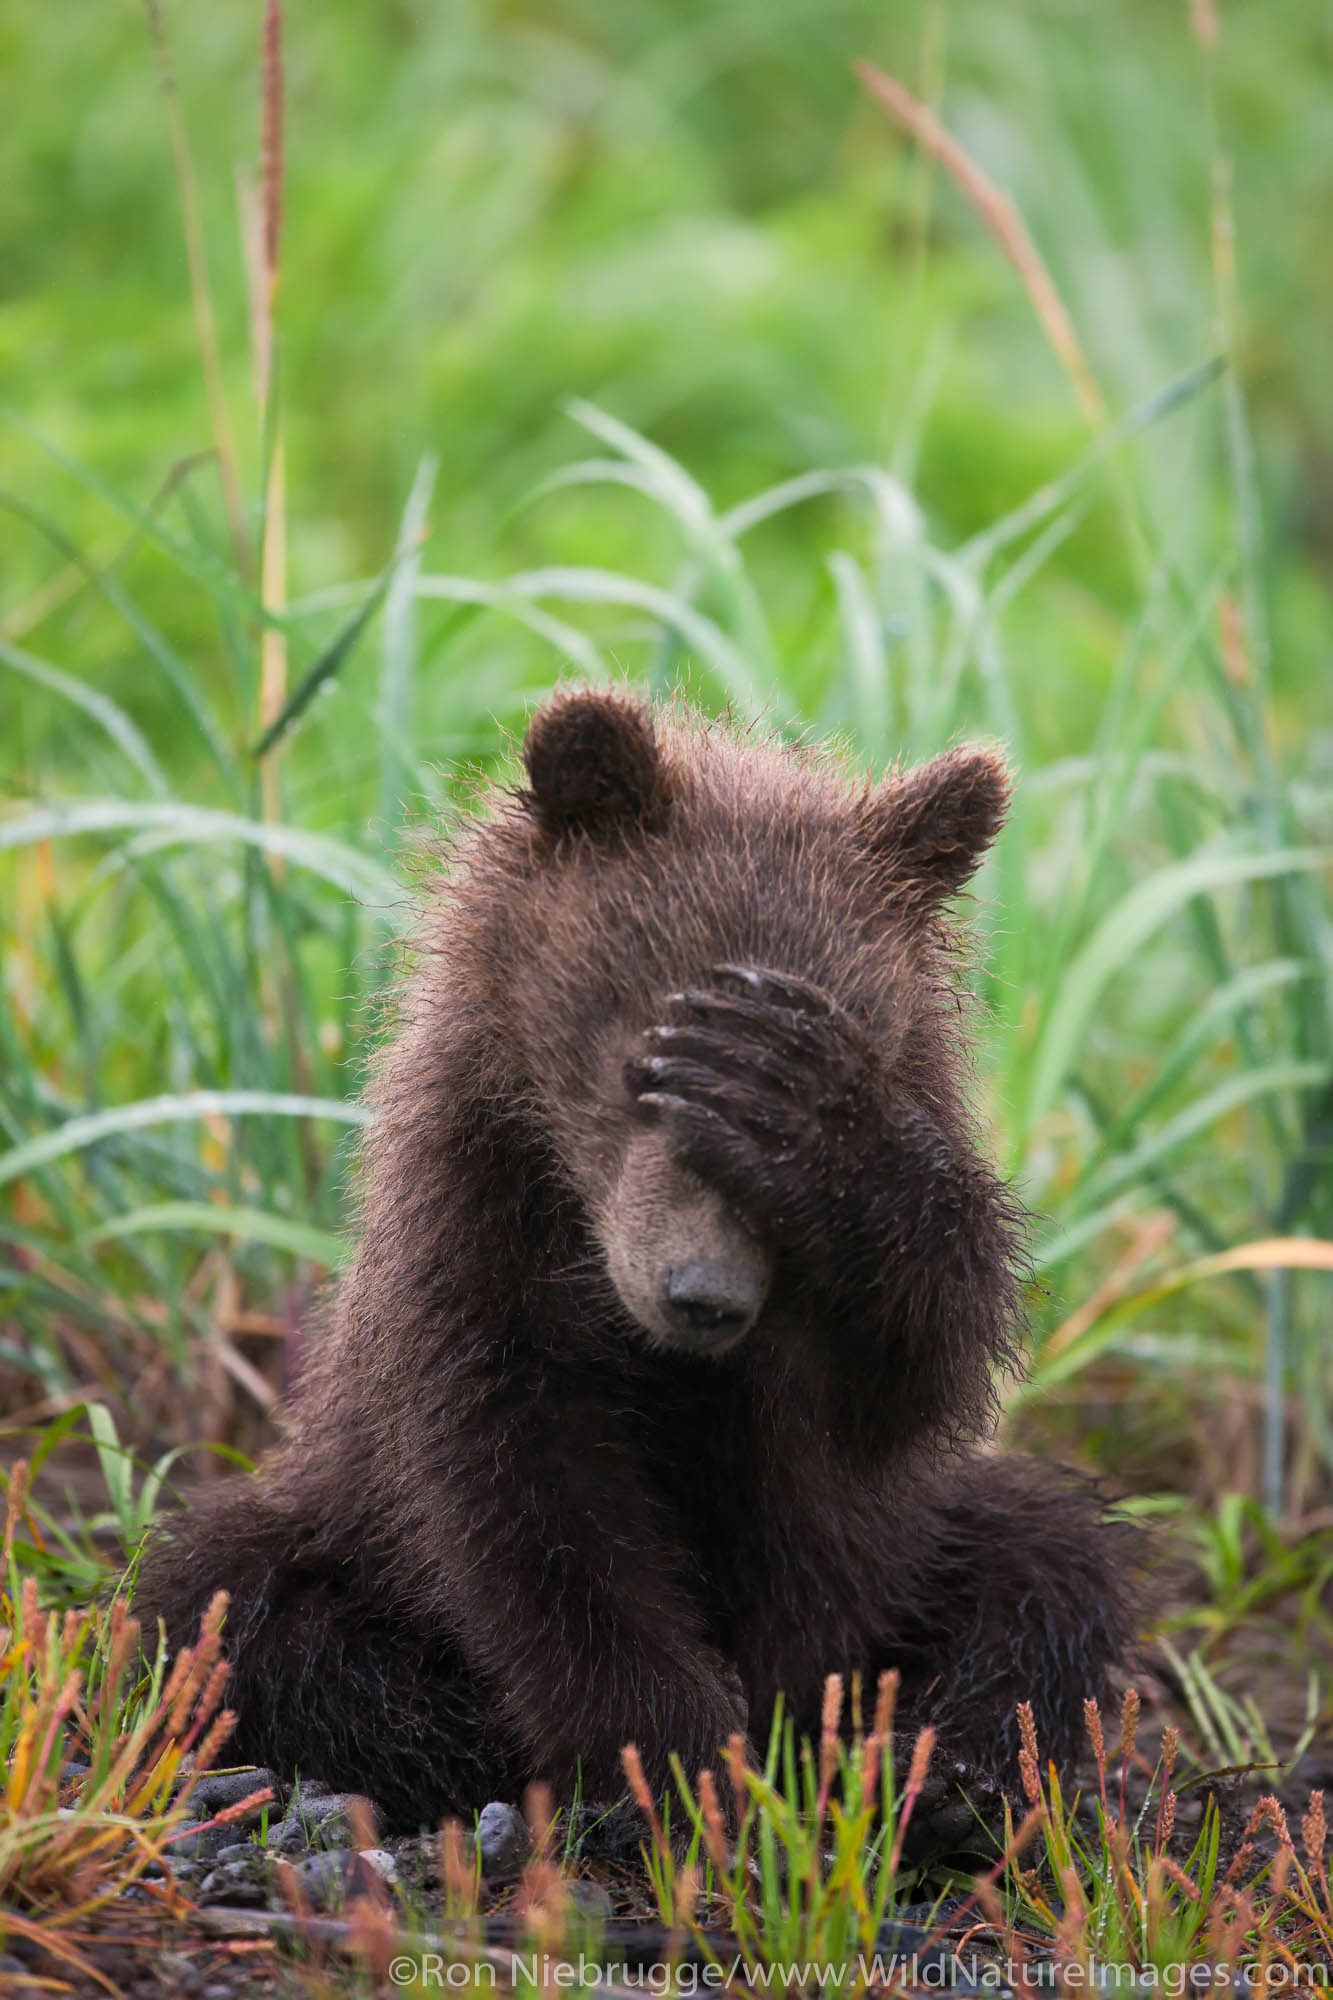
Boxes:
[1248,1795,1293,1849]
[820,1670,844,1740]
[697,1768,732,1877]
[1017,1702,1043,1807]
[1117,1687,1140,1763]
[818,1671,843,1799]
[1018,1699,1039,1767]
[440,1818,478,1917]
[872,1668,899,1742]
[621,1745,657,1821]
[2,1459,30,1566]
[346,1891,397,1981]
[1159,1854,1199,1899]
[346,1794,379,1851]
[904,1725,936,1794]
[1301,1791,1326,1868]
[672,1862,699,1931]
[859,1732,885,1811]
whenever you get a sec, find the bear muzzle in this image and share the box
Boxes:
[659,1257,767,1354]
[597,1130,771,1355]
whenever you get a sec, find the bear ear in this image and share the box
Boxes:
[859,744,1010,907]
[521,687,670,839]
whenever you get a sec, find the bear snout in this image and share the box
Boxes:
[660,1257,766,1353]
[596,1128,771,1353]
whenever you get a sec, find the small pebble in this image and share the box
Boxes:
[295,1846,396,1909]
[268,1789,373,1854]
[187,1767,278,1818]
[151,1952,204,1993]
[475,1799,530,1877]
[197,1857,269,1907]
[874,1917,933,1955]
[567,1880,613,1919]
[165,1823,234,1863]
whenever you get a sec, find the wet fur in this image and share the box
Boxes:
[135,691,1137,1830]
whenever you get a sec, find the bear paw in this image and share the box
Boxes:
[896,1757,1009,1870]
[624,963,873,1244]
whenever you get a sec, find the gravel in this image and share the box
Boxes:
[195,1857,270,1907]
[294,1846,398,1910]
[475,1799,530,1878]
[164,1823,239,1864]
[186,1767,279,1819]
[566,1879,613,1919]
[266,1788,373,1855]
[151,1761,407,1915]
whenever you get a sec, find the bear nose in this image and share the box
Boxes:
[660,1262,762,1349]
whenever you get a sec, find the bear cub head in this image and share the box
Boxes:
[450,686,1011,1362]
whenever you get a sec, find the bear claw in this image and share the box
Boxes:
[712,963,837,1015]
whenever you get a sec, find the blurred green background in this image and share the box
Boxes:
[3,2,1332,1729]
[8,2,1333,760]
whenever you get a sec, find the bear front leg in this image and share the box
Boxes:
[625,963,1002,1283]
[624,963,1023,1438]
[878,1454,1141,1783]
[433,1395,750,1802]
[624,963,879,1261]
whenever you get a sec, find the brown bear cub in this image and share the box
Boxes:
[135,687,1135,1832]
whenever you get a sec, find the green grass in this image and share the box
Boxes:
[0,1468,261,1981]
[5,1572,1330,1991]
[5,0,1333,1676]
[2,0,1333,1981]
[5,379,1331,1529]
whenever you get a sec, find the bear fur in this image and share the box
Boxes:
[134,687,1136,1830]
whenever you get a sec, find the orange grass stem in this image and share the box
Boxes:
[856,60,1105,429]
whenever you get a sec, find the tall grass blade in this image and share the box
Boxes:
[1,640,167,796]
[143,0,248,572]
[377,453,438,835]
[252,560,402,759]
[480,566,773,714]
[959,356,1226,572]
[0,1091,370,1191]
[85,1201,346,1266]
[0,801,402,908]
[1075,1062,1330,1214]
[564,399,715,541]
[1021,847,1331,1145]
